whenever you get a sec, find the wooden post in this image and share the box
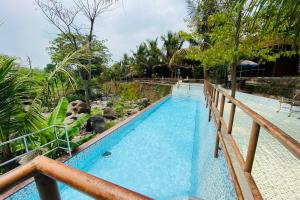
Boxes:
[227,103,236,134]
[214,95,225,158]
[206,94,209,108]
[244,121,261,173]
[35,173,61,200]
[212,88,216,103]
[208,98,212,122]
[215,91,220,108]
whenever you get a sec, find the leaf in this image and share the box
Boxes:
[48,97,69,126]
[66,114,90,138]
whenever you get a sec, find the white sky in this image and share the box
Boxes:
[0,0,188,68]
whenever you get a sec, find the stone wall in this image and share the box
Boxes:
[240,77,300,98]
[102,81,172,102]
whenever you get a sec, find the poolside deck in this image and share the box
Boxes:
[222,89,300,200]
[173,83,300,200]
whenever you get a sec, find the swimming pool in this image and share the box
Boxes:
[7,86,236,200]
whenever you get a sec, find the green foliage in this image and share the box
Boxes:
[66,114,90,139]
[65,107,102,140]
[0,47,90,169]
[48,97,68,126]
[116,82,140,100]
[0,58,47,165]
[48,34,111,75]
[104,121,117,130]
[45,63,55,73]
[107,31,185,79]
[183,0,299,74]
[161,31,184,63]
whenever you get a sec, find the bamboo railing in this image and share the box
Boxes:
[0,156,152,200]
[204,80,300,200]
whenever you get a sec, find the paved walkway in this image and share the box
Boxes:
[173,83,300,200]
[220,89,300,200]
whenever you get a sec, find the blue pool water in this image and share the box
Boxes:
[7,90,236,200]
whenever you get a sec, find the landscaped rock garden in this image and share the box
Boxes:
[67,97,150,146]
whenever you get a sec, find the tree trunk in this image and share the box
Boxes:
[231,10,243,98]
[83,79,90,106]
[298,53,300,75]
[204,68,208,80]
[82,19,95,108]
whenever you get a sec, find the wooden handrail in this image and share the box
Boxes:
[0,156,152,200]
[206,81,300,159]
[204,80,300,200]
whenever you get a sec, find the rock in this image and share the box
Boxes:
[91,100,107,110]
[101,96,108,101]
[86,115,105,133]
[64,116,75,125]
[78,107,90,114]
[127,108,139,115]
[103,107,118,120]
[64,100,91,125]
[106,101,113,107]
[136,98,149,107]
[67,100,90,117]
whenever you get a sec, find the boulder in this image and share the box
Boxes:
[78,107,90,114]
[68,100,90,114]
[101,96,108,101]
[64,100,90,125]
[136,98,149,107]
[127,108,139,115]
[103,107,118,120]
[86,115,105,133]
[91,100,107,110]
[69,100,90,114]
[106,101,113,107]
[64,116,76,125]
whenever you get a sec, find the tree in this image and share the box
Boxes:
[161,31,184,77]
[36,0,117,106]
[183,0,299,97]
[48,34,111,76]
[73,0,118,105]
[146,39,164,77]
[132,43,148,77]
[249,0,300,74]
[185,0,223,78]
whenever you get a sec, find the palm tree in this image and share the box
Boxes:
[132,43,148,77]
[0,58,48,170]
[146,39,164,77]
[161,32,184,77]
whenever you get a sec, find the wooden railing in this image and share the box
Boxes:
[0,156,152,200]
[204,80,300,200]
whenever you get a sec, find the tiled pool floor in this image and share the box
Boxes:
[173,84,300,200]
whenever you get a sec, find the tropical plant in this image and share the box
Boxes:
[132,43,148,77]
[48,97,68,126]
[0,47,89,170]
[0,58,46,168]
[161,32,184,77]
